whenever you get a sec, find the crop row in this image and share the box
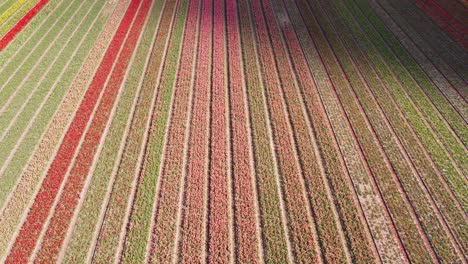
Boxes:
[0,0,30,28]
[207,0,232,262]
[343,0,467,209]
[89,1,177,263]
[145,0,199,263]
[385,0,468,84]
[309,0,464,261]
[120,0,188,263]
[282,0,408,263]
[32,0,154,262]
[293,0,437,262]
[3,0,144,262]
[347,0,466,250]
[176,0,212,262]
[0,0,49,50]
[366,0,467,118]
[351,0,468,209]
[0,0,19,16]
[413,0,467,48]
[0,0,103,210]
[0,0,109,260]
[237,0,291,262]
[0,0,39,42]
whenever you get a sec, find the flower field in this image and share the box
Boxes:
[0,0,466,263]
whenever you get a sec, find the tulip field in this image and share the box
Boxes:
[0,0,466,263]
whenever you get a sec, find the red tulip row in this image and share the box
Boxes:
[0,0,49,50]
[146,0,201,262]
[4,0,146,262]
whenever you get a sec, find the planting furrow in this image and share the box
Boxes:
[145,0,200,262]
[4,0,144,261]
[31,2,152,264]
[266,0,379,262]
[207,0,237,262]
[0,0,103,205]
[176,0,212,262]
[283,1,408,263]
[89,1,176,263]
[294,0,438,262]
[384,0,468,83]
[365,0,467,118]
[250,0,328,262]
[342,0,468,209]
[120,1,188,263]
[0,0,125,259]
[323,0,466,256]
[58,1,154,262]
[237,0,292,262]
[0,0,49,50]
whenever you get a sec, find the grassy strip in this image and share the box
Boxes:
[294,0,436,262]
[365,0,467,117]
[32,1,152,262]
[283,0,407,262]
[0,0,64,68]
[317,0,463,261]
[4,0,143,261]
[0,0,121,259]
[145,1,200,262]
[238,0,290,262]
[177,0,212,262]
[0,0,29,26]
[267,0,378,262]
[0,0,38,38]
[0,0,97,207]
[350,0,468,149]
[89,1,175,263]
[207,0,232,261]
[347,0,467,210]
[249,0,327,262]
[341,0,467,251]
[120,1,188,263]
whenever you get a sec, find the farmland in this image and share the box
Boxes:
[0,0,466,263]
